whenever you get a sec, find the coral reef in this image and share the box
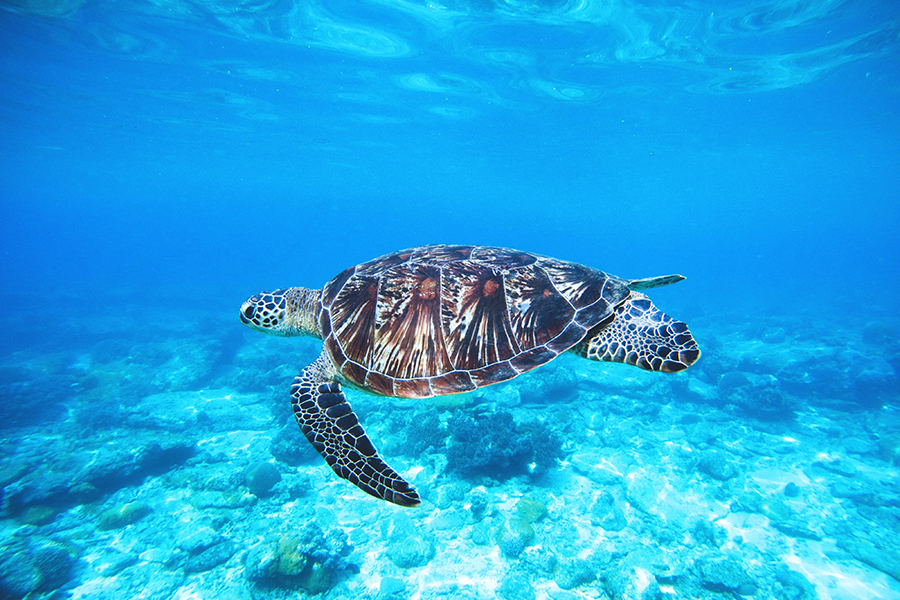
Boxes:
[244,522,353,593]
[98,501,152,530]
[445,409,563,479]
[0,539,77,599]
[243,461,281,497]
[495,518,535,559]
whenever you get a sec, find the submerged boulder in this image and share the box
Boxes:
[591,492,628,532]
[698,450,738,481]
[383,513,436,568]
[699,556,753,594]
[98,501,152,530]
[182,540,236,573]
[244,522,353,593]
[555,557,595,590]
[387,533,435,569]
[499,569,535,600]
[496,518,535,559]
[243,461,281,497]
[606,564,660,600]
[517,497,547,525]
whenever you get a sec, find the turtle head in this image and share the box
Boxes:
[240,287,321,338]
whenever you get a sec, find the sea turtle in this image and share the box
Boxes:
[240,244,700,506]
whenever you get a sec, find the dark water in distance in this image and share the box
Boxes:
[1,0,898,322]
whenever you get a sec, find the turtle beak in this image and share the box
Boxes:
[239,298,259,326]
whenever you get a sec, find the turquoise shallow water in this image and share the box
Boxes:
[2,293,899,599]
[1,0,899,598]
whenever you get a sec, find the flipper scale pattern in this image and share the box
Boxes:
[290,357,420,506]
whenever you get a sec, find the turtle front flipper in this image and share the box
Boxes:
[575,292,700,373]
[291,356,421,507]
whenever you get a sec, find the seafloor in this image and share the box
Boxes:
[1,295,899,600]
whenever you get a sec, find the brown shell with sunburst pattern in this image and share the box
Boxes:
[316,245,630,399]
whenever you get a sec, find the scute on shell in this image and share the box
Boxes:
[319,245,629,398]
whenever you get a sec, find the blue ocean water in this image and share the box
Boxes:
[1,0,899,598]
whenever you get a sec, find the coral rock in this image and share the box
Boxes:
[244,461,281,497]
[97,501,151,530]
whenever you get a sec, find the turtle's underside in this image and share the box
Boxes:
[240,245,700,506]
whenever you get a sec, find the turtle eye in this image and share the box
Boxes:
[243,306,255,319]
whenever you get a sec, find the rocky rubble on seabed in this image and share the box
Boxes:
[0,304,899,600]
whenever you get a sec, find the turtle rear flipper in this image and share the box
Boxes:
[575,292,699,373]
[626,273,685,291]
[292,355,421,507]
